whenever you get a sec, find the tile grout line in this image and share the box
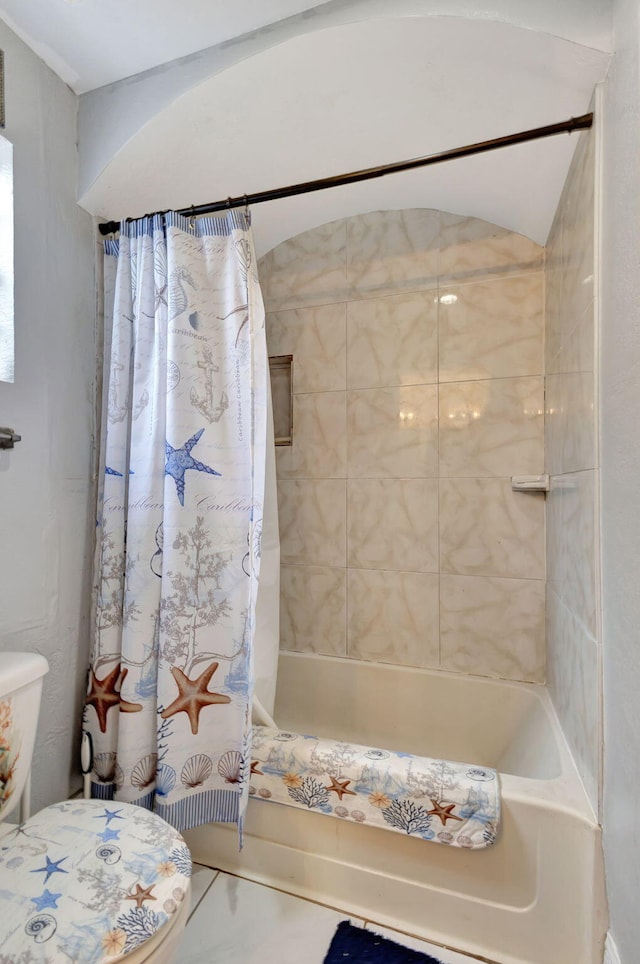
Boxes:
[186,866,220,922]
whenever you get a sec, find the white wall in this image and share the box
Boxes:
[600,0,640,960]
[0,20,95,811]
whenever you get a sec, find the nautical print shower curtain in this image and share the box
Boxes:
[84,211,268,835]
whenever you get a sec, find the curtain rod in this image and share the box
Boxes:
[98,112,593,236]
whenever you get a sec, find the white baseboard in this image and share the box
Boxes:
[604,932,622,964]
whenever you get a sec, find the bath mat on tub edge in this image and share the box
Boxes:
[323,921,444,963]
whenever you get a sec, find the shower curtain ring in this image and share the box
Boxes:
[189,205,196,227]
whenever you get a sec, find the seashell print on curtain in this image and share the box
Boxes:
[84,211,268,836]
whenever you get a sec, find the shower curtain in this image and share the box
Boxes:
[84,210,275,835]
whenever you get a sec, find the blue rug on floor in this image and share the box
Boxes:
[323,921,444,963]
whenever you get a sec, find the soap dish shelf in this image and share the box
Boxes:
[511,474,550,493]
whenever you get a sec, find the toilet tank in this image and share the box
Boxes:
[0,652,49,824]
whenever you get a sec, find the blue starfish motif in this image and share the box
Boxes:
[93,807,125,825]
[31,856,68,885]
[105,466,123,476]
[97,826,121,843]
[165,428,221,506]
[31,889,62,911]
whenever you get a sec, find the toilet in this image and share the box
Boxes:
[0,652,192,963]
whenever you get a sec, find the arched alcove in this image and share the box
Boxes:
[80,16,608,254]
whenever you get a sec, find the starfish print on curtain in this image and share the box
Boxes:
[86,665,143,733]
[164,428,221,506]
[85,211,268,835]
[160,663,231,735]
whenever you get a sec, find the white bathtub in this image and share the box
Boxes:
[185,652,607,964]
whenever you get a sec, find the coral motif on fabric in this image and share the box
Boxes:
[0,800,191,962]
[249,727,500,850]
[85,211,268,834]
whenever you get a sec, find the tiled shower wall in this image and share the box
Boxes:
[258,209,546,683]
[545,128,601,810]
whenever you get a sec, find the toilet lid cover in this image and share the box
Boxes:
[0,799,192,962]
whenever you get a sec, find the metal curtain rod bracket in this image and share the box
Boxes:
[98,112,593,236]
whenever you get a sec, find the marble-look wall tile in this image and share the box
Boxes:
[278,480,346,567]
[546,132,595,376]
[261,207,549,687]
[554,303,595,376]
[563,226,594,333]
[545,371,595,475]
[545,475,564,600]
[440,574,545,682]
[546,590,599,810]
[544,117,600,812]
[259,220,347,310]
[266,304,346,394]
[346,290,437,389]
[439,274,543,382]
[546,471,597,638]
[347,385,438,478]
[346,209,439,295]
[561,131,595,325]
[439,213,543,284]
[347,479,438,572]
[544,245,564,374]
[347,568,439,667]
[276,392,346,479]
[562,470,598,640]
[439,376,544,478]
[280,565,346,656]
[440,478,545,580]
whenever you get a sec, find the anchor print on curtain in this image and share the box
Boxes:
[85,211,267,834]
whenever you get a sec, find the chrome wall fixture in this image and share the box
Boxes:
[0,426,21,449]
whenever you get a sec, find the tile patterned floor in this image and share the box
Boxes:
[180,865,485,963]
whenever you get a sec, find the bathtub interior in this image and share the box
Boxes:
[273,652,562,781]
[186,649,605,964]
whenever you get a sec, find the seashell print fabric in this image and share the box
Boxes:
[0,799,191,962]
[84,212,268,835]
[249,727,500,849]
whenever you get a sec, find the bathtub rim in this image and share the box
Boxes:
[272,650,598,824]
